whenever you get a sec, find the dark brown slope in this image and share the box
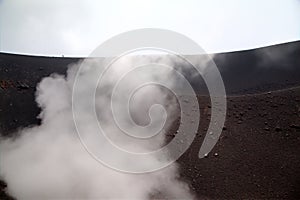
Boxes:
[0,54,79,136]
[1,86,299,199]
[0,41,300,199]
[178,87,300,199]
[1,41,300,135]
[212,41,300,95]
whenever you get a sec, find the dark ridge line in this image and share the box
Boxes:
[195,85,300,99]
[227,86,300,98]
[227,85,300,98]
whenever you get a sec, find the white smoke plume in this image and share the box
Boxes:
[0,55,195,199]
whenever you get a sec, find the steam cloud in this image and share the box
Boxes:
[0,55,195,199]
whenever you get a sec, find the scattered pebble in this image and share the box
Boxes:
[17,82,30,90]
[290,124,300,130]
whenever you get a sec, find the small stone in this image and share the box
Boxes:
[275,126,282,132]
[17,82,30,90]
[290,124,300,130]
[214,153,218,157]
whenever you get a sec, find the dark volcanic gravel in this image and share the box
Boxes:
[0,41,300,199]
[176,87,300,199]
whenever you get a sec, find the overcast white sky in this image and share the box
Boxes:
[1,0,300,56]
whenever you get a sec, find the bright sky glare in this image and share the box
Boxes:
[1,0,300,56]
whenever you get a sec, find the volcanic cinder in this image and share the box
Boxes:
[0,41,300,199]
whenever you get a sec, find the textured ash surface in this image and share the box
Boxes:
[0,41,299,199]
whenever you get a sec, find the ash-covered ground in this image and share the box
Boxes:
[0,41,299,199]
